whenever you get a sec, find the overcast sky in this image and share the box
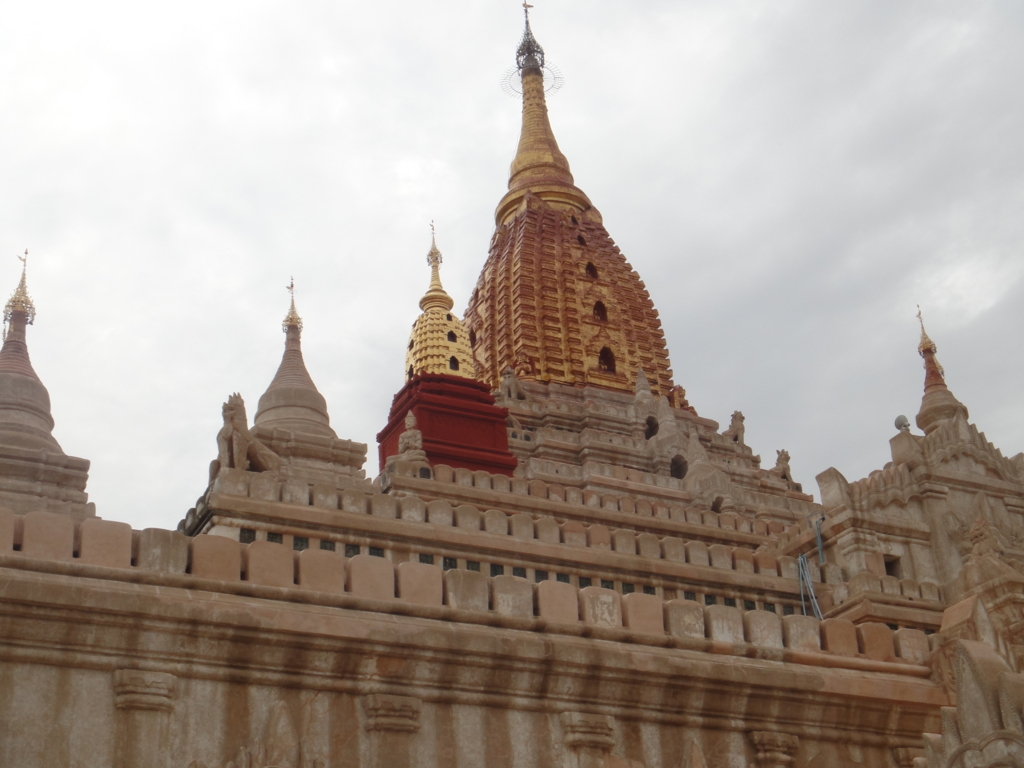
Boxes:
[1,1,1022,531]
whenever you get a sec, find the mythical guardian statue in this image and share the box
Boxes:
[215,393,281,474]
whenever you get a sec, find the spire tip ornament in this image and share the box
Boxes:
[4,250,36,340]
[282,276,303,332]
[916,305,942,376]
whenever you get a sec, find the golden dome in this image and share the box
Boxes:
[405,233,477,381]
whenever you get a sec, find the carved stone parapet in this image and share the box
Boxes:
[561,712,616,751]
[113,669,176,712]
[362,693,422,732]
[749,731,799,768]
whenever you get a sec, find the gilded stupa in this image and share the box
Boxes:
[465,12,675,396]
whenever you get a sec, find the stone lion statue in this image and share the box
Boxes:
[722,411,745,445]
[216,393,280,474]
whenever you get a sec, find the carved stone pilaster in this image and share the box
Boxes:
[362,694,421,768]
[561,712,615,768]
[748,731,799,768]
[113,669,176,768]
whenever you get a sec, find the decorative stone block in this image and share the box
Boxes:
[611,529,636,554]
[782,615,821,652]
[708,544,733,569]
[491,575,533,617]
[454,505,481,530]
[444,569,488,611]
[703,512,720,527]
[341,489,369,515]
[744,610,783,648]
[900,579,921,599]
[249,474,281,502]
[857,622,896,662]
[635,500,652,517]
[213,467,249,496]
[529,478,547,497]
[821,562,843,584]
[426,500,453,526]
[455,468,474,487]
[312,484,338,510]
[491,474,511,493]
[511,478,529,495]
[637,533,660,558]
[297,548,345,593]
[719,512,737,530]
[560,520,586,547]
[347,554,395,600]
[482,509,508,535]
[397,561,442,606]
[665,600,705,638]
[705,605,744,642]
[601,495,619,511]
[586,524,611,549]
[753,520,768,535]
[536,518,560,543]
[190,535,241,582]
[546,483,565,502]
[685,510,703,525]
[880,575,901,595]
[20,510,75,562]
[732,547,755,573]
[621,592,664,634]
[894,628,930,664]
[579,586,621,628]
[510,513,534,540]
[281,479,310,505]
[920,581,941,601]
[0,508,14,553]
[777,556,799,580]
[662,537,685,561]
[685,541,710,567]
[137,528,189,573]
[537,579,579,623]
[565,487,583,505]
[432,465,454,483]
[669,506,686,523]
[849,571,882,595]
[399,496,426,522]
[245,540,295,587]
[79,518,132,569]
[753,551,778,575]
[371,495,398,519]
[472,470,492,489]
[820,618,858,656]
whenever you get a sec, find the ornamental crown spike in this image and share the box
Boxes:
[4,250,36,335]
[914,306,968,434]
[516,2,545,71]
[419,223,455,313]
[282,276,303,332]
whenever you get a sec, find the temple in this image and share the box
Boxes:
[1,10,1022,768]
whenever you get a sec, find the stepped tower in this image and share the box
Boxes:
[465,13,674,396]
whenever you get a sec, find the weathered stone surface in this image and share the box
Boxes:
[537,579,578,623]
[78,518,132,569]
[705,605,744,642]
[621,592,664,634]
[297,548,345,592]
[857,622,896,662]
[491,575,533,617]
[245,540,294,587]
[397,561,442,606]
[190,535,241,581]
[21,510,74,561]
[347,554,395,600]
[783,615,821,652]
[579,586,621,628]
[137,528,189,573]
[444,568,488,611]
[744,610,783,648]
[820,618,858,656]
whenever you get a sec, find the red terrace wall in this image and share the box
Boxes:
[376,373,518,476]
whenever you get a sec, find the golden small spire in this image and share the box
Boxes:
[282,276,303,332]
[916,305,943,375]
[420,223,455,312]
[4,251,36,337]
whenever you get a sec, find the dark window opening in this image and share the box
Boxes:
[887,622,899,631]
[467,560,481,572]
[598,347,615,373]
[744,599,756,611]
[407,365,414,380]
[345,544,360,557]
[293,536,309,551]
[513,566,526,578]
[535,570,549,582]
[408,339,413,350]
[577,234,587,246]
[723,597,736,607]
[571,215,578,225]
[643,585,657,596]
[490,564,504,577]
[579,576,592,588]
[446,313,452,321]
[420,553,434,564]
[469,330,476,345]
[601,579,614,590]
[884,556,902,579]
[320,540,335,551]
[369,546,384,558]
[418,466,432,479]
[267,532,283,544]
[764,602,776,613]
[645,416,659,440]
[240,528,256,544]
[593,301,607,322]
[447,331,457,342]
[684,591,697,601]
[704,594,717,606]
[783,605,795,616]
[711,496,724,513]
[670,455,688,480]
[622,583,635,595]
[443,557,457,570]
[449,356,459,371]
[557,573,570,584]
[585,262,598,279]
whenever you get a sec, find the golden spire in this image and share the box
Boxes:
[419,223,455,313]
[282,276,303,332]
[496,8,591,224]
[4,251,36,334]
[916,305,943,377]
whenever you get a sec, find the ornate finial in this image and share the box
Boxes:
[915,305,943,374]
[419,226,454,312]
[516,2,545,70]
[4,250,36,335]
[282,276,303,332]
[427,221,442,268]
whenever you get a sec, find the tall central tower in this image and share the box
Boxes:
[464,11,675,396]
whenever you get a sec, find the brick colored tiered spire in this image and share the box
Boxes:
[254,280,336,438]
[915,307,968,434]
[464,11,675,396]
